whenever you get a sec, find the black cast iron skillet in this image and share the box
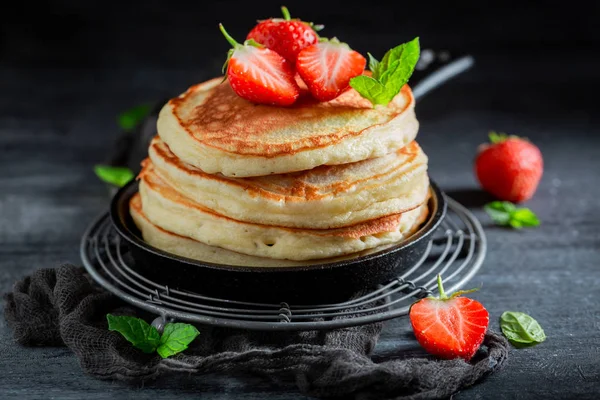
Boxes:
[110,180,447,304]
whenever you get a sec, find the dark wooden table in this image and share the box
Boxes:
[1,1,599,398]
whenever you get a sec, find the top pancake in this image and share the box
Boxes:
[157,77,419,177]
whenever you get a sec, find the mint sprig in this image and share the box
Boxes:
[107,315,200,358]
[484,201,540,229]
[107,314,160,353]
[350,37,420,106]
[157,323,201,358]
[118,104,150,131]
[94,165,134,187]
[500,311,546,348]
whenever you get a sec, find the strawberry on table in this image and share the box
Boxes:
[296,38,366,101]
[247,6,321,64]
[475,132,543,203]
[409,275,489,361]
[219,24,300,106]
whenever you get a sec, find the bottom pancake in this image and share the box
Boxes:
[137,166,430,261]
[130,193,429,266]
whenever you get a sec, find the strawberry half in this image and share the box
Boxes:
[246,6,321,64]
[296,38,366,102]
[220,24,300,106]
[409,275,489,361]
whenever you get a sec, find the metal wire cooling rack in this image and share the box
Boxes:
[80,195,486,331]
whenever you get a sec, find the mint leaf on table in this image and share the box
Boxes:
[157,323,200,359]
[350,37,420,106]
[107,315,200,358]
[94,165,135,187]
[118,104,151,131]
[484,201,540,229]
[107,314,161,353]
[500,311,546,348]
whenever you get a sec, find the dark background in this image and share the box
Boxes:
[1,1,599,399]
[2,0,598,121]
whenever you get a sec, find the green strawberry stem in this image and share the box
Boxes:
[281,6,291,20]
[219,24,240,48]
[437,274,447,299]
[435,274,479,300]
[488,130,524,144]
[220,24,263,48]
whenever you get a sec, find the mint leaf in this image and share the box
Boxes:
[94,165,134,187]
[107,314,160,353]
[350,37,420,107]
[484,201,515,225]
[500,311,546,348]
[484,201,539,229]
[348,76,398,106]
[511,208,540,227]
[157,323,200,359]
[367,52,380,78]
[118,104,150,131]
[378,38,419,76]
[378,37,420,94]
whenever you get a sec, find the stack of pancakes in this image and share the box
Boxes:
[131,77,430,265]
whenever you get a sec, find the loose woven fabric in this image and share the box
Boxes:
[4,265,509,399]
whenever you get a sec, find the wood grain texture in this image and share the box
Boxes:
[1,1,599,398]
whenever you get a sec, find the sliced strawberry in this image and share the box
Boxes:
[409,275,489,361]
[296,39,366,102]
[220,24,300,106]
[246,6,321,64]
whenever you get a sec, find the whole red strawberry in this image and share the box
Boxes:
[475,132,543,203]
[220,24,300,106]
[296,38,366,101]
[246,6,320,64]
[409,275,489,361]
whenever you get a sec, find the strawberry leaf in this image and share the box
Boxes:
[488,130,523,143]
[449,288,480,299]
[489,131,509,144]
[309,23,325,32]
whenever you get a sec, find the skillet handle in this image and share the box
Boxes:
[411,53,475,101]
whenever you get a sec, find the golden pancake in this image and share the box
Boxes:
[148,136,429,229]
[130,193,429,267]
[137,165,430,261]
[157,77,419,177]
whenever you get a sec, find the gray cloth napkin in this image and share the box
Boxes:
[4,264,509,399]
